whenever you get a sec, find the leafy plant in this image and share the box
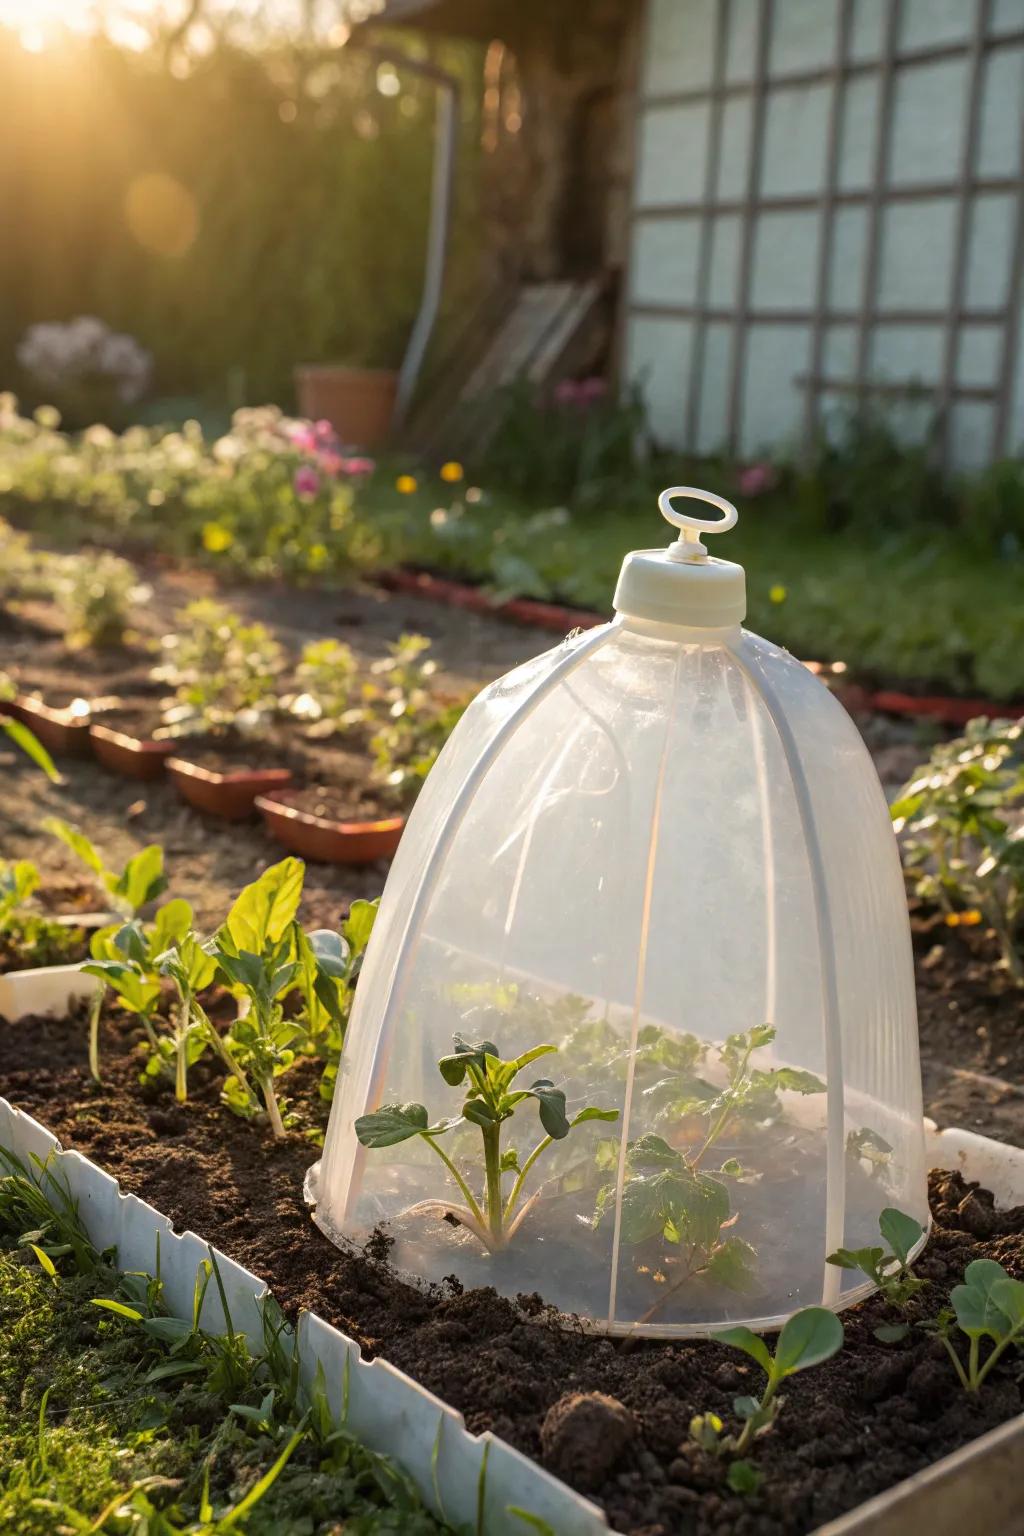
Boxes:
[41,818,167,918]
[293,898,378,1107]
[691,1306,844,1475]
[892,717,1024,982]
[154,599,284,735]
[595,1025,823,1316]
[371,697,466,807]
[0,857,89,971]
[286,638,360,735]
[936,1258,1024,1392]
[83,899,193,1083]
[827,1206,926,1310]
[62,549,145,648]
[355,1035,619,1252]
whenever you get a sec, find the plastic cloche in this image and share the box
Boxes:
[308,487,928,1337]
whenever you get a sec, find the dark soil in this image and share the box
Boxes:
[281,782,397,823]
[3,1007,1023,1536]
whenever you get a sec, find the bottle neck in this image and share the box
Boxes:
[615,613,743,646]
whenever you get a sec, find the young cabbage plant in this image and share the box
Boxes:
[41,817,167,918]
[827,1206,926,1310]
[691,1306,844,1470]
[355,1034,619,1252]
[939,1258,1024,1392]
[157,933,230,1104]
[210,858,308,1136]
[83,898,193,1082]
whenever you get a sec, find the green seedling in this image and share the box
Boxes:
[211,858,308,1136]
[42,817,167,918]
[83,898,193,1081]
[939,1258,1024,1391]
[156,933,229,1103]
[692,1306,844,1470]
[355,1034,619,1252]
[293,898,378,1105]
[154,597,284,734]
[0,671,59,780]
[827,1206,926,1310]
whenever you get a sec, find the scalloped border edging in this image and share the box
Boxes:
[0,1094,608,1536]
[4,1095,1024,1536]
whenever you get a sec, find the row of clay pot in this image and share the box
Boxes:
[5,693,404,866]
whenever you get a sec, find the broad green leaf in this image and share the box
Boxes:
[732,1395,760,1420]
[705,1236,757,1293]
[225,858,304,952]
[513,1043,558,1072]
[113,921,148,966]
[307,927,349,979]
[715,1324,772,1375]
[989,1276,1024,1334]
[343,897,378,955]
[140,1315,196,1343]
[145,1360,207,1383]
[771,1067,826,1095]
[774,1306,844,1377]
[879,1207,925,1266]
[727,1460,761,1496]
[438,1036,498,1086]
[569,1105,619,1128]
[874,1322,910,1344]
[355,1103,429,1147]
[463,1098,501,1127]
[629,1133,683,1169]
[2,717,60,781]
[526,1079,570,1139]
[152,898,193,953]
[826,1245,884,1275]
[114,844,167,914]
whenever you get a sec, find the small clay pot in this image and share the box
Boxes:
[91,721,174,781]
[294,365,398,447]
[255,788,405,865]
[167,757,293,821]
[13,694,93,757]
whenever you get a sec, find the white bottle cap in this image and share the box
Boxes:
[613,486,746,629]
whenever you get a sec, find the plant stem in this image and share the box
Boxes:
[694,1040,756,1169]
[261,1074,287,1139]
[88,991,102,1083]
[734,1378,777,1456]
[973,1334,1016,1392]
[421,1134,487,1230]
[481,1124,504,1247]
[175,1031,188,1103]
[503,1135,552,1224]
[941,1335,971,1391]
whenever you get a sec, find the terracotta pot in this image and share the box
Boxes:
[167,757,292,821]
[90,722,174,781]
[13,694,93,757]
[294,365,398,447]
[255,789,405,865]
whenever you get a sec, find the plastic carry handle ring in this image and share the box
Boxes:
[658,485,739,537]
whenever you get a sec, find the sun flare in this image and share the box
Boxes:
[0,0,157,51]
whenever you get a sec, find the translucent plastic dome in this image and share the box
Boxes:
[309,488,928,1337]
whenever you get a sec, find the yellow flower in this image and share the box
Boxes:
[202,522,233,553]
[440,460,463,483]
[396,474,418,494]
[769,583,787,604]
[946,909,982,927]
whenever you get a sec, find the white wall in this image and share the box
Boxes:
[624,0,1024,470]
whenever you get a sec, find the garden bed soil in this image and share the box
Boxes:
[3,1007,1024,1536]
[277,782,399,823]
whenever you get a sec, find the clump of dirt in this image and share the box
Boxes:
[2,1007,1024,1536]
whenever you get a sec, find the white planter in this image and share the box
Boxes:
[2,1093,1022,1536]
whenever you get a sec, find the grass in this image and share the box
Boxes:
[0,1153,452,1535]
[377,485,1024,701]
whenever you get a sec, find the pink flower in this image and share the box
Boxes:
[737,462,777,498]
[294,465,321,498]
[340,455,375,478]
[554,379,582,406]
[579,376,607,403]
[286,423,317,454]
[318,449,344,477]
[314,418,337,444]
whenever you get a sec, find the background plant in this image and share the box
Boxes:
[892,717,1024,982]
[42,819,167,919]
[937,1257,1024,1392]
[827,1206,926,1334]
[61,549,146,649]
[154,599,284,735]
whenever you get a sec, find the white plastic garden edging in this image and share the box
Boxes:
[2,1095,1023,1536]
[0,961,99,1023]
[0,1093,609,1536]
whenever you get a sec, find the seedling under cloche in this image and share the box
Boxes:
[308,487,929,1337]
